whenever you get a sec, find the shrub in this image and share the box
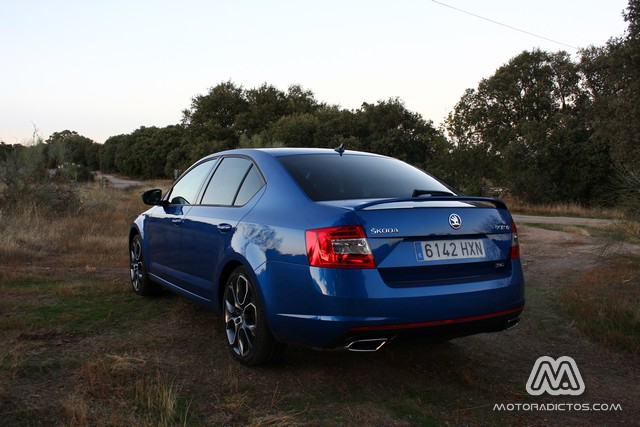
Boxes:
[0,144,80,218]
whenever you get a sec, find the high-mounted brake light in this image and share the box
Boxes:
[306,226,376,268]
[510,221,520,259]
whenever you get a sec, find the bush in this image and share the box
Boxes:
[0,144,80,218]
[616,164,640,218]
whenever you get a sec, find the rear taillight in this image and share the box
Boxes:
[510,221,520,259]
[305,226,376,268]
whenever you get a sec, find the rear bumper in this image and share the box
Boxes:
[340,306,523,348]
[258,261,525,349]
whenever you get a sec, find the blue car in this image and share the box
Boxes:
[130,148,524,366]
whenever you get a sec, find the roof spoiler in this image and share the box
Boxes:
[353,196,508,211]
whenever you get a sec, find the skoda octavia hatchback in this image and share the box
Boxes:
[130,148,524,365]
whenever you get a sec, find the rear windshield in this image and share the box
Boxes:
[278,154,453,201]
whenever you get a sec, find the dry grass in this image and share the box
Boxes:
[0,179,196,426]
[134,374,191,426]
[560,257,640,356]
[0,182,145,269]
[503,196,623,219]
[61,394,90,427]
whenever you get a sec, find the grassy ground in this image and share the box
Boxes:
[503,196,623,219]
[520,221,640,357]
[1,181,639,425]
[560,257,640,356]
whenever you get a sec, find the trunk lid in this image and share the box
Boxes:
[322,196,517,287]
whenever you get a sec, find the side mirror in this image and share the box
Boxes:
[142,189,164,206]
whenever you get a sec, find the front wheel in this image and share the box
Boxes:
[223,267,286,366]
[130,234,160,296]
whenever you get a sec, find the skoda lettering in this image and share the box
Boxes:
[370,227,399,234]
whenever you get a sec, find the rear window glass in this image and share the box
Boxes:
[278,154,452,201]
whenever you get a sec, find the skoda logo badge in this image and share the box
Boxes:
[449,213,462,230]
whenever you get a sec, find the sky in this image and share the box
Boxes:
[1,0,631,144]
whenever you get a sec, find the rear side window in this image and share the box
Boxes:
[168,159,216,205]
[234,166,265,206]
[278,154,451,201]
[201,157,264,206]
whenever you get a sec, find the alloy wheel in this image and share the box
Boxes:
[130,238,144,292]
[224,273,258,357]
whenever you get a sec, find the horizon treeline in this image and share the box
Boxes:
[2,0,639,207]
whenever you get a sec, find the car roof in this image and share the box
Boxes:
[206,147,386,160]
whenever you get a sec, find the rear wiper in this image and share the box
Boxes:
[412,189,455,197]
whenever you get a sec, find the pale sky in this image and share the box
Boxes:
[1,0,630,144]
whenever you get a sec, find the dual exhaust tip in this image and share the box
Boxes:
[504,318,520,330]
[345,337,390,352]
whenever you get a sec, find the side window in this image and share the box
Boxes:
[168,160,216,205]
[201,157,265,206]
[234,165,265,206]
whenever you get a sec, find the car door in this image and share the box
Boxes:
[144,158,218,288]
[179,156,266,299]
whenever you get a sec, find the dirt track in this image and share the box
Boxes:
[489,224,639,425]
[514,214,611,226]
[98,173,145,189]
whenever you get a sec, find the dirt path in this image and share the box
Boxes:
[97,173,145,189]
[514,214,611,226]
[487,225,639,424]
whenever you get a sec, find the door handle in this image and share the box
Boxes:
[217,223,233,233]
[172,218,183,226]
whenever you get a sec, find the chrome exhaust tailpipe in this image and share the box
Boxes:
[345,338,389,352]
[505,318,520,330]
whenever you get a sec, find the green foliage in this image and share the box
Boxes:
[105,82,449,180]
[580,2,640,173]
[102,126,187,179]
[182,80,249,145]
[0,144,80,218]
[45,130,100,171]
[266,113,320,147]
[353,98,445,168]
[446,49,616,203]
[615,164,640,219]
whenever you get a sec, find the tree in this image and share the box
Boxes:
[182,81,249,147]
[235,84,291,137]
[354,98,448,169]
[446,49,612,203]
[624,0,640,40]
[580,0,640,170]
[45,130,100,171]
[266,113,319,147]
[106,126,187,179]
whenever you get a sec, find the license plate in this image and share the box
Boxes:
[415,239,485,262]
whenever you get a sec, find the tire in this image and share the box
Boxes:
[223,267,287,366]
[129,234,160,296]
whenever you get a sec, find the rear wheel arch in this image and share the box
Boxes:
[222,265,287,365]
[217,260,244,310]
[129,227,140,246]
[129,233,160,296]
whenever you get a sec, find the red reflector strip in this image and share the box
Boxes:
[348,306,524,332]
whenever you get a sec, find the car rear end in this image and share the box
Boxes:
[344,198,523,349]
[267,150,524,350]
